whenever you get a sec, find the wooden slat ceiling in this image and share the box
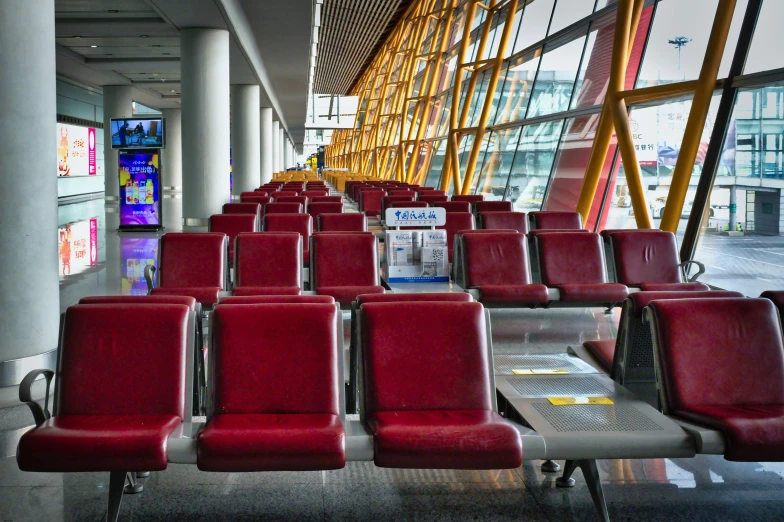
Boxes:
[314,0,405,95]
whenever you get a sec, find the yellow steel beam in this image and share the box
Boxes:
[619,79,702,104]
[659,0,736,232]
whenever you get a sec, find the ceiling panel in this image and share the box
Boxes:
[314,0,404,95]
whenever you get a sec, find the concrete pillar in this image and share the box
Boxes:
[279,127,285,170]
[260,107,273,184]
[272,120,280,174]
[181,28,231,224]
[160,108,182,190]
[230,85,261,194]
[103,86,134,201]
[728,185,737,231]
[0,0,59,395]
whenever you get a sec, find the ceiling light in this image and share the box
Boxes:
[163,53,171,55]
[90,45,98,48]
[140,35,149,38]
[108,9,119,13]
[170,89,176,93]
[73,36,81,39]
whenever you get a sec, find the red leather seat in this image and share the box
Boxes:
[302,190,329,199]
[276,196,308,210]
[382,195,415,216]
[474,201,512,213]
[356,292,472,305]
[223,202,261,220]
[419,194,449,204]
[530,210,583,230]
[437,212,475,262]
[604,230,709,291]
[79,294,197,312]
[433,201,471,213]
[452,194,484,203]
[648,298,784,462]
[240,195,271,210]
[761,290,784,316]
[311,233,384,304]
[461,232,548,305]
[318,213,367,232]
[265,202,303,214]
[272,190,300,198]
[149,232,227,307]
[390,200,428,208]
[233,232,302,295]
[536,232,628,305]
[477,211,528,234]
[17,304,189,472]
[360,302,522,469]
[263,214,312,265]
[308,201,343,219]
[359,188,386,217]
[220,295,335,304]
[583,339,616,371]
[311,196,343,203]
[388,189,413,196]
[209,214,258,264]
[252,189,270,195]
[197,304,346,471]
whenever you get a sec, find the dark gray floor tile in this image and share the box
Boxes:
[324,461,522,484]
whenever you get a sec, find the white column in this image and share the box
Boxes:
[181,28,231,224]
[279,127,285,170]
[102,85,134,201]
[0,0,59,394]
[160,108,182,190]
[230,85,261,194]
[260,107,273,184]
[272,120,280,173]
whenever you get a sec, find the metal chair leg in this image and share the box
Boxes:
[124,471,144,494]
[103,471,126,522]
[555,459,578,487]
[579,459,610,522]
[541,459,561,472]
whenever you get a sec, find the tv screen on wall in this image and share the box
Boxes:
[110,117,165,149]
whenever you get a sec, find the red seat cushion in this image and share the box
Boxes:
[556,283,628,304]
[369,410,522,469]
[531,211,582,230]
[197,413,345,471]
[319,285,384,305]
[583,339,616,371]
[17,415,180,472]
[478,284,549,305]
[234,232,301,289]
[478,211,528,234]
[151,287,222,307]
[231,286,301,296]
[639,282,710,291]
[608,230,685,286]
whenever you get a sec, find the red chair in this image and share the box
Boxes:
[648,298,784,462]
[302,190,329,199]
[530,210,583,230]
[416,189,446,197]
[197,303,346,471]
[223,203,262,223]
[390,200,428,208]
[477,211,528,234]
[419,194,449,205]
[221,295,334,304]
[271,190,300,199]
[601,230,708,291]
[359,301,522,468]
[382,195,415,216]
[359,188,386,217]
[318,213,367,232]
[265,202,303,214]
[311,196,343,203]
[263,214,313,266]
[17,303,192,521]
[388,189,413,196]
[276,196,308,210]
[535,232,628,306]
[459,232,548,306]
[240,195,272,207]
[233,232,302,296]
[474,201,512,213]
[437,212,475,262]
[308,201,343,219]
[209,214,258,264]
[434,201,471,213]
[148,233,228,307]
[452,194,484,203]
[311,233,384,304]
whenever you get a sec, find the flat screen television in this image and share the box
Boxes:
[110,117,165,149]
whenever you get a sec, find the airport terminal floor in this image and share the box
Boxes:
[2,191,784,522]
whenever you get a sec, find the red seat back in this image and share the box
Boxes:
[276,196,307,209]
[302,190,329,199]
[311,196,343,203]
[240,195,272,206]
[530,211,583,230]
[761,291,784,317]
[159,233,226,289]
[382,195,415,215]
[272,190,300,198]
[388,189,413,196]
[462,232,532,287]
[357,293,472,305]
[361,302,492,413]
[419,194,449,204]
[390,200,428,208]
[474,201,512,213]
[211,304,340,414]
[262,214,312,262]
[79,295,197,312]
[536,232,607,285]
[209,214,258,262]
[606,230,683,285]
[478,211,528,234]
[649,298,784,413]
[437,212,475,261]
[308,202,343,219]
[265,202,303,214]
[59,304,189,417]
[223,203,261,219]
[318,213,367,232]
[220,295,334,304]
[359,189,385,216]
[312,233,379,288]
[452,195,484,203]
[434,201,471,213]
[234,232,302,288]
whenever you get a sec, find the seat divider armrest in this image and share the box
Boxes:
[679,260,705,282]
[19,369,54,426]
[144,264,156,294]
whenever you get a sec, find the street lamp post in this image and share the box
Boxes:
[668,36,693,70]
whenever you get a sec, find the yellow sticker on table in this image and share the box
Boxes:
[511,369,569,375]
[547,397,614,406]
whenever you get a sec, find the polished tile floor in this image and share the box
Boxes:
[1,196,783,521]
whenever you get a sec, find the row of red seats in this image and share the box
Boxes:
[145,231,384,307]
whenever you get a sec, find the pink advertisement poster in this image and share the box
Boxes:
[57,123,97,177]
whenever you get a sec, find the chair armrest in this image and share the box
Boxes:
[19,369,54,426]
[144,264,157,294]
[679,260,705,282]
